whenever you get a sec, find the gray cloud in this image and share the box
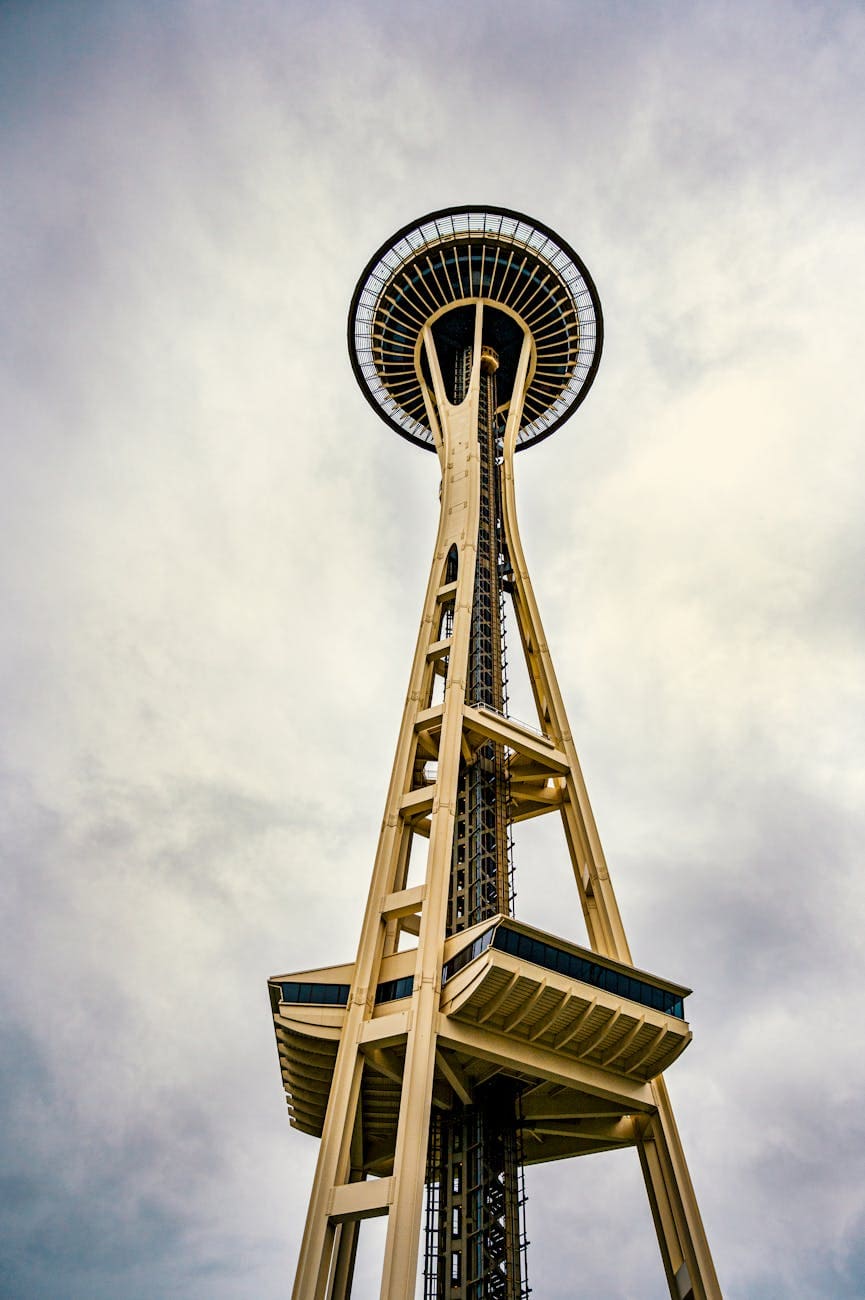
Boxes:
[1,0,863,1295]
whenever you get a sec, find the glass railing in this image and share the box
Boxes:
[279,981,350,1006]
[441,922,685,1019]
[278,974,415,1009]
[441,927,497,984]
[277,924,687,1025]
[375,976,415,1004]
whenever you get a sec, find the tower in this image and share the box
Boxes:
[269,206,721,1300]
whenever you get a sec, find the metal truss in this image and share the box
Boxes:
[270,212,721,1300]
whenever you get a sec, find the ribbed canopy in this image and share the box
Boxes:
[348,206,603,452]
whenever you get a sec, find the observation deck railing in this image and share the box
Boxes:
[442,920,687,1019]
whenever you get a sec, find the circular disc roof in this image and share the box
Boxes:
[348,205,603,452]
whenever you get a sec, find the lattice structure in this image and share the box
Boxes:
[447,344,511,939]
[434,343,525,1297]
[425,1080,528,1300]
[269,207,721,1300]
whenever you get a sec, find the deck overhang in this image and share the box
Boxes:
[269,918,691,1173]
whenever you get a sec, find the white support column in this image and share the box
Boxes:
[498,330,631,964]
[497,330,720,1300]
[378,306,486,1300]
[638,1077,721,1300]
[293,262,719,1299]
[294,307,493,1300]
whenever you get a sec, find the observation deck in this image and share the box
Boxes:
[269,917,690,1173]
[348,206,603,452]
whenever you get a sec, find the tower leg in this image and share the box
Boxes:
[292,1055,366,1300]
[280,222,722,1299]
[637,1080,721,1300]
[327,1219,360,1300]
[327,1154,365,1300]
[378,904,452,1298]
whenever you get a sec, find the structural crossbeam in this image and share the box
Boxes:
[271,207,721,1300]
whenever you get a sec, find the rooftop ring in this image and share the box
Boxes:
[348,205,604,452]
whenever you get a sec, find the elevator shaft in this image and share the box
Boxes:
[424,344,527,1300]
[446,345,511,935]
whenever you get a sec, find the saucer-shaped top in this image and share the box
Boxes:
[348,206,603,452]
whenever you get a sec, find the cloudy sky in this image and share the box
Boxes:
[1,1,863,1296]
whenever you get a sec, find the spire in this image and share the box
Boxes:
[269,209,721,1300]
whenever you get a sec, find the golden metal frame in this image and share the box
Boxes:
[272,219,721,1299]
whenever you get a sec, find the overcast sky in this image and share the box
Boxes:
[1,1,864,1296]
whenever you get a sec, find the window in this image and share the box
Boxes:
[375,976,414,1005]
[441,927,495,984]
[491,925,686,1019]
[279,982,349,1006]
